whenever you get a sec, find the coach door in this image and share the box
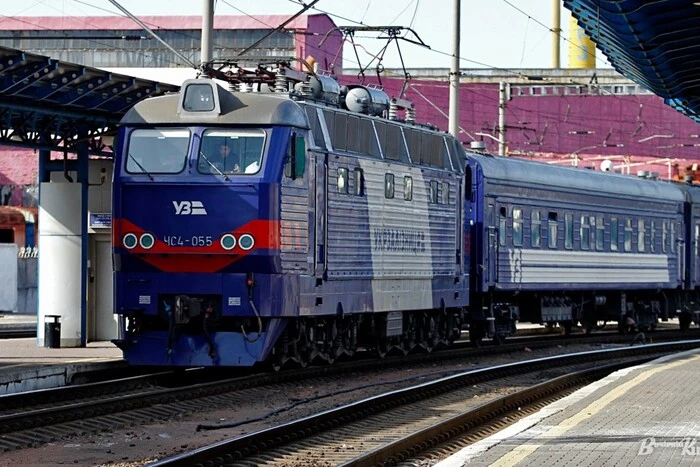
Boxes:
[486,202,498,285]
[314,152,328,278]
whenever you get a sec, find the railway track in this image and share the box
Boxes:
[0,328,696,454]
[151,341,700,466]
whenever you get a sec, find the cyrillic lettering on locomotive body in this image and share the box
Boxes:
[372,228,426,253]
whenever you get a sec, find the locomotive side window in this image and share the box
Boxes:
[499,207,507,246]
[638,219,646,252]
[513,208,523,246]
[126,128,190,174]
[531,210,541,248]
[548,212,558,248]
[199,129,265,175]
[404,176,413,201]
[333,113,348,151]
[610,217,619,251]
[347,115,360,153]
[361,120,381,157]
[305,107,326,149]
[650,220,656,253]
[353,168,364,196]
[565,213,573,249]
[624,218,633,252]
[429,180,438,203]
[383,124,409,162]
[385,173,395,199]
[580,215,590,250]
[337,167,349,194]
[595,215,604,250]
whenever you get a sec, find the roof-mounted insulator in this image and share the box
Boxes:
[405,107,415,123]
[389,100,398,120]
[238,82,253,93]
[274,69,288,93]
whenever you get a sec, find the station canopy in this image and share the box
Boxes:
[0,45,179,156]
[565,0,700,123]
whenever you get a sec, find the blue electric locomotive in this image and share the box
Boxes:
[112,63,469,367]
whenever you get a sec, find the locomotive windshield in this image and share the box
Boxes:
[125,129,190,174]
[198,129,265,175]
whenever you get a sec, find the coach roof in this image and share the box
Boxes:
[470,152,685,203]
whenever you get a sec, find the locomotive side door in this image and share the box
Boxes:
[314,152,328,278]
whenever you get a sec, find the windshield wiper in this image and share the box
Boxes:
[199,151,230,181]
[127,153,154,181]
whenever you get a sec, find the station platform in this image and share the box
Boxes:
[0,314,124,395]
[437,348,700,467]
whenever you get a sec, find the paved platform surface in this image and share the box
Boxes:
[437,348,700,467]
[0,314,124,394]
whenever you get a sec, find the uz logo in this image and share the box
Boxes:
[173,201,207,215]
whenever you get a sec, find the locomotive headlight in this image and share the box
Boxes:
[238,234,255,251]
[221,233,237,250]
[140,233,155,249]
[123,233,138,249]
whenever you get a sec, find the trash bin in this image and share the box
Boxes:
[44,314,61,348]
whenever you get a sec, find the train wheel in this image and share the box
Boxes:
[679,313,693,331]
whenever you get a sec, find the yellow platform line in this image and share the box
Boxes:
[492,354,700,467]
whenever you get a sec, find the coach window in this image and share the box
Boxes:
[624,218,633,252]
[441,182,449,204]
[662,220,668,253]
[637,219,646,252]
[671,222,677,254]
[565,213,573,249]
[531,210,541,247]
[430,180,438,203]
[595,215,604,250]
[650,221,656,252]
[580,215,590,250]
[337,168,349,194]
[610,217,619,251]
[513,208,523,246]
[695,225,700,267]
[385,173,395,199]
[499,207,507,246]
[353,168,364,196]
[404,176,413,201]
[548,212,558,248]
